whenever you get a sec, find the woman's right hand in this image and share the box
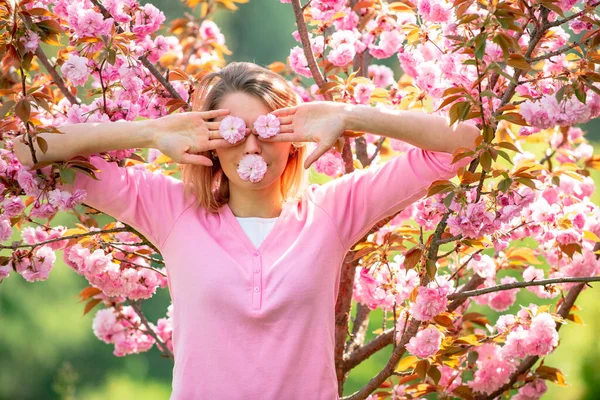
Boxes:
[153,109,243,166]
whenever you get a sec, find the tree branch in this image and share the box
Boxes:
[546,1,600,28]
[528,35,596,63]
[128,300,174,359]
[448,276,600,301]
[34,47,79,105]
[291,0,329,96]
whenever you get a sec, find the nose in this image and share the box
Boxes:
[243,131,262,155]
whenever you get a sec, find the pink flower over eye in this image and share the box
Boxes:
[253,114,280,139]
[219,115,247,144]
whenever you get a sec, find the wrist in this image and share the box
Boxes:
[135,119,157,149]
[341,103,362,132]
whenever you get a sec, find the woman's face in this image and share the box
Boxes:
[211,91,293,189]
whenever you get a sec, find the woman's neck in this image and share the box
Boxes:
[228,186,284,218]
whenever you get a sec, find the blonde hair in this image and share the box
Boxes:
[181,61,309,213]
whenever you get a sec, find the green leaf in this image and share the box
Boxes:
[498,177,512,193]
[555,85,567,103]
[497,141,521,153]
[467,350,479,366]
[474,33,487,59]
[443,191,455,209]
[36,136,48,154]
[59,168,76,185]
[496,150,514,165]
[415,359,430,380]
[426,259,437,279]
[574,82,587,104]
[480,150,492,172]
[15,99,31,122]
[107,49,117,66]
[427,364,442,385]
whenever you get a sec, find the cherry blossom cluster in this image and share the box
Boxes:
[92,302,173,356]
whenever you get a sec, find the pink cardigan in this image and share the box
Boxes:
[72,148,465,399]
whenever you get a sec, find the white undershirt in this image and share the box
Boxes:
[235,216,279,248]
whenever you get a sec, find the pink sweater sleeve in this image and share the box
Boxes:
[307,147,470,249]
[70,154,192,250]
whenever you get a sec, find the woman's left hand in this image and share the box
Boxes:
[254,101,351,170]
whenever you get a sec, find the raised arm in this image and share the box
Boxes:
[12,110,236,250]
[13,119,156,169]
[263,101,479,250]
[342,103,480,154]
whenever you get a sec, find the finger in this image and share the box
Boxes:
[304,143,331,170]
[206,121,223,130]
[178,153,214,167]
[279,125,294,134]
[271,107,297,117]
[277,116,293,125]
[200,109,230,120]
[207,130,223,140]
[257,133,303,143]
[206,138,237,149]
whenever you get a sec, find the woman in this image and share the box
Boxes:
[14,62,479,399]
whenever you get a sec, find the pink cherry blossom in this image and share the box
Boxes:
[0,218,12,242]
[417,0,453,23]
[132,3,165,37]
[405,326,443,358]
[21,245,56,282]
[368,64,395,88]
[513,379,547,400]
[289,47,312,78]
[313,151,344,177]
[2,196,25,217]
[353,83,374,104]
[237,154,268,183]
[469,343,517,394]
[253,114,280,139]
[219,115,247,144]
[20,31,40,53]
[524,312,559,356]
[409,286,448,321]
[487,276,519,311]
[60,54,90,87]
[327,42,356,66]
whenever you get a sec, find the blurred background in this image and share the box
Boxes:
[1,1,599,399]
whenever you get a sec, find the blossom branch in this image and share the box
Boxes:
[345,303,372,355]
[546,1,600,28]
[493,8,551,118]
[89,0,190,110]
[477,242,600,399]
[128,300,173,359]
[0,227,130,250]
[34,47,79,105]
[343,317,421,399]
[528,35,597,63]
[476,281,587,400]
[448,276,600,301]
[290,0,329,95]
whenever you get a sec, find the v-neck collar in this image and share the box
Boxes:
[220,201,291,254]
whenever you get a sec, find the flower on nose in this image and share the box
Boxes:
[218,115,247,144]
[253,113,280,139]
